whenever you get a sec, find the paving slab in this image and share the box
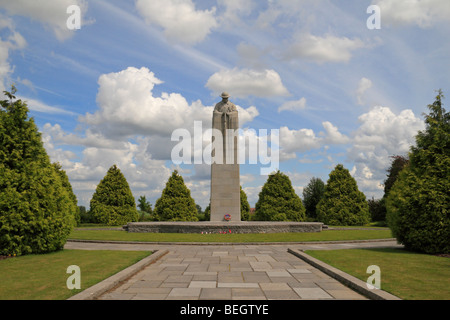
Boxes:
[267,270,291,277]
[249,261,272,271]
[200,288,232,300]
[218,282,259,288]
[168,287,201,298]
[65,240,402,300]
[231,288,266,300]
[294,287,334,299]
[189,281,217,288]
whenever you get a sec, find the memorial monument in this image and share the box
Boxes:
[210,92,241,222]
[125,92,324,233]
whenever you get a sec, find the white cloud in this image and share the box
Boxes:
[0,14,26,93]
[285,33,366,63]
[279,127,320,159]
[206,68,290,98]
[82,67,258,140]
[42,123,171,207]
[277,104,423,198]
[43,66,260,206]
[347,106,425,197]
[238,105,260,126]
[278,98,307,113]
[279,106,424,198]
[43,123,129,150]
[321,121,350,145]
[82,67,208,138]
[218,0,254,26]
[373,0,450,28]
[135,0,217,45]
[41,128,77,167]
[19,96,77,116]
[254,0,310,31]
[356,78,373,106]
[0,0,90,41]
[279,121,349,161]
[352,106,423,160]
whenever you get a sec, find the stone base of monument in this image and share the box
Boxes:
[124,221,323,234]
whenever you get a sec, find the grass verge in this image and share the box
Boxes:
[69,228,393,243]
[0,250,151,300]
[305,248,450,300]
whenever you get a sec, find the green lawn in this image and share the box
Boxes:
[305,248,450,300]
[1,228,447,300]
[0,250,151,300]
[69,228,393,243]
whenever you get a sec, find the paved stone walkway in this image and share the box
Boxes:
[65,240,401,300]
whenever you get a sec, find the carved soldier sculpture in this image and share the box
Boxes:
[214,92,237,127]
[210,92,241,222]
[212,92,239,164]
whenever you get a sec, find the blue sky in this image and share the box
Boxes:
[1,0,449,209]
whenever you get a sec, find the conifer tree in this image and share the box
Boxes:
[386,90,449,254]
[369,155,409,222]
[137,195,153,222]
[53,162,80,226]
[154,170,198,221]
[203,203,211,221]
[240,186,250,221]
[254,170,305,221]
[302,177,325,220]
[90,165,139,226]
[317,164,370,226]
[383,155,409,197]
[0,88,76,255]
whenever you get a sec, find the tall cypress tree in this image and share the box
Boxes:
[240,186,250,221]
[254,170,306,221]
[383,155,409,197]
[154,170,198,221]
[0,88,76,256]
[316,164,370,226]
[302,177,325,220]
[386,90,449,254]
[53,162,80,226]
[368,155,409,223]
[90,165,139,226]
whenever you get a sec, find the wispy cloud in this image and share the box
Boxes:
[0,0,91,41]
[19,96,78,116]
[284,33,367,64]
[356,78,373,106]
[206,68,290,98]
[373,0,450,28]
[278,98,307,113]
[135,0,218,45]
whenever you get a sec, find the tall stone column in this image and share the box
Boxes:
[210,92,241,222]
